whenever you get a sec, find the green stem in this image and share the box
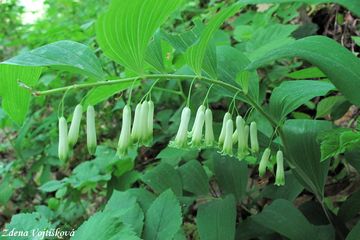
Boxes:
[33,73,278,127]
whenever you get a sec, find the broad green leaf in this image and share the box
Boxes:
[143,190,182,240]
[142,163,182,196]
[260,171,304,201]
[236,70,250,94]
[186,3,241,75]
[72,211,140,240]
[178,160,209,195]
[4,213,53,240]
[287,67,325,79]
[104,191,144,236]
[236,218,274,240]
[316,96,346,118]
[347,220,360,240]
[82,80,140,108]
[338,189,360,222]
[249,36,360,106]
[157,146,198,166]
[0,65,41,125]
[96,0,183,74]
[213,156,248,201]
[196,195,237,240]
[269,80,335,122]
[251,199,334,240]
[239,0,360,17]
[3,40,104,79]
[283,119,332,198]
[39,180,67,192]
[127,188,156,212]
[352,36,360,46]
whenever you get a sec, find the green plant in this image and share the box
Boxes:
[1,0,360,239]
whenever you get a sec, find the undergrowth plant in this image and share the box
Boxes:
[1,0,360,239]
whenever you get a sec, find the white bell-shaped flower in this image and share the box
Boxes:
[189,105,205,136]
[140,101,149,145]
[170,107,191,148]
[117,105,132,156]
[190,108,205,148]
[131,103,142,142]
[147,100,154,143]
[236,116,247,158]
[68,104,83,147]
[86,105,97,155]
[204,108,215,146]
[232,129,238,144]
[218,112,231,147]
[58,117,69,161]
[275,150,285,186]
[250,121,259,153]
[221,119,234,156]
[259,148,271,177]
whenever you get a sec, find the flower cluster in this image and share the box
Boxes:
[258,148,285,186]
[169,106,259,159]
[58,104,97,161]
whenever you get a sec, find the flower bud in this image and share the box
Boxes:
[189,105,206,136]
[244,125,249,150]
[190,109,205,148]
[219,112,231,147]
[259,148,271,177]
[68,104,83,147]
[236,116,247,158]
[170,107,191,148]
[221,119,233,156]
[140,101,149,145]
[86,105,97,155]
[250,122,259,153]
[205,108,215,146]
[275,150,285,186]
[117,105,132,156]
[131,103,142,142]
[58,117,69,161]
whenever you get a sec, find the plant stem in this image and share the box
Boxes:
[32,73,279,127]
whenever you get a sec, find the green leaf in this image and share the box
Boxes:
[213,156,248,201]
[251,199,334,240]
[260,171,304,201]
[4,213,53,240]
[346,220,360,240]
[104,191,144,236]
[39,180,67,192]
[186,3,241,75]
[72,211,140,240]
[240,0,360,17]
[143,190,182,240]
[338,189,360,222]
[96,0,183,73]
[270,80,334,122]
[287,67,326,79]
[236,70,250,94]
[249,36,360,106]
[316,96,346,118]
[142,163,182,196]
[0,65,42,125]
[283,119,333,198]
[157,146,198,166]
[196,195,237,240]
[352,36,360,46]
[3,40,104,79]
[82,80,140,108]
[178,160,209,195]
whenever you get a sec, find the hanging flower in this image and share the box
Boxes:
[86,105,97,155]
[250,121,259,153]
[205,108,215,146]
[117,105,132,156]
[259,148,271,177]
[190,107,205,148]
[236,116,247,158]
[131,103,142,142]
[232,129,238,144]
[221,119,234,156]
[275,150,285,186]
[189,105,205,136]
[244,124,249,150]
[170,107,191,148]
[58,117,69,161]
[68,104,83,147]
[147,100,154,144]
[140,101,149,145]
[218,112,231,147]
